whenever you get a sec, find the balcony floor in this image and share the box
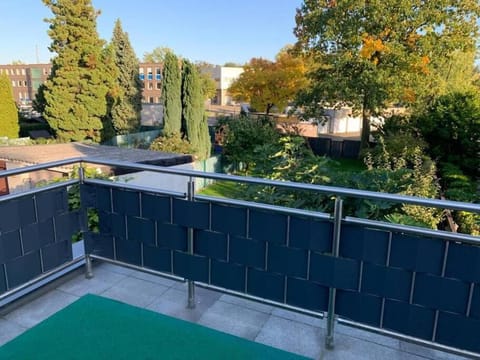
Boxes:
[0,262,469,360]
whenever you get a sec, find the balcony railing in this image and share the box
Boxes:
[0,158,479,358]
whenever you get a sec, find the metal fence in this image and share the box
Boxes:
[1,158,479,357]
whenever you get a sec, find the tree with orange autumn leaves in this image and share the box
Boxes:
[229,48,309,114]
[294,0,480,149]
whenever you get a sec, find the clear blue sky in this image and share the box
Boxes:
[0,0,304,65]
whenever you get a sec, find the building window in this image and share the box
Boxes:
[147,67,153,80]
[12,81,15,87]
[16,69,20,75]
[149,97,154,104]
[139,68,145,80]
[43,68,49,75]
[21,69,26,75]
[148,82,153,90]
[156,68,161,80]
[156,82,161,90]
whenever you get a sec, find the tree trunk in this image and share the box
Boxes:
[360,95,370,151]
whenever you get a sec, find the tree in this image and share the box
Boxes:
[42,0,110,142]
[108,19,143,135]
[195,61,217,100]
[0,74,19,138]
[294,0,480,149]
[229,49,308,114]
[162,52,182,135]
[143,46,174,63]
[181,60,210,159]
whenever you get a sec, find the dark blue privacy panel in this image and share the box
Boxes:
[383,300,435,340]
[336,290,382,327]
[211,260,246,292]
[173,199,209,230]
[286,277,329,312]
[436,312,480,353]
[42,240,72,272]
[390,234,444,275]
[84,233,115,259]
[22,219,55,253]
[194,230,227,261]
[5,251,42,289]
[143,244,172,273]
[98,211,126,239]
[471,285,480,320]
[112,188,140,216]
[173,252,208,282]
[0,266,6,293]
[361,263,411,302]
[55,211,81,242]
[289,216,332,252]
[80,183,111,211]
[127,216,155,246]
[0,200,21,233]
[445,242,480,283]
[229,236,266,269]
[141,193,171,222]
[340,225,389,265]
[115,238,142,266]
[413,273,469,314]
[247,268,285,302]
[249,210,287,244]
[310,253,359,290]
[268,244,308,278]
[211,203,246,237]
[157,223,187,251]
[0,230,22,263]
[35,188,68,222]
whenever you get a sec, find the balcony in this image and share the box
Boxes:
[0,158,478,359]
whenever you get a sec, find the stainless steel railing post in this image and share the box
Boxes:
[325,197,343,349]
[187,178,196,309]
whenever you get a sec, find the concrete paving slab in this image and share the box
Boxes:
[219,293,274,314]
[0,318,27,346]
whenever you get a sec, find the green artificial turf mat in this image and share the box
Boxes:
[0,294,310,359]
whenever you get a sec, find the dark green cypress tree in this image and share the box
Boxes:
[42,0,110,142]
[162,52,182,135]
[109,19,142,135]
[0,74,19,138]
[181,60,210,159]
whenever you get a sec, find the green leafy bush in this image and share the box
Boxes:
[149,133,196,157]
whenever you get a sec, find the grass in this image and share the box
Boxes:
[329,157,367,172]
[198,180,242,198]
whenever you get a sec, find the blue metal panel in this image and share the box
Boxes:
[112,188,140,216]
[267,244,308,278]
[383,300,435,340]
[17,196,36,226]
[247,268,285,302]
[0,200,20,232]
[36,189,68,222]
[471,284,480,320]
[0,266,6,293]
[211,203,247,237]
[194,230,227,261]
[436,312,480,353]
[249,210,287,244]
[289,216,332,252]
[98,212,126,239]
[211,260,246,292]
[143,244,172,273]
[0,230,22,262]
[141,193,171,222]
[445,242,480,283]
[55,211,80,242]
[173,252,209,282]
[5,251,42,289]
[84,233,114,258]
[390,234,444,275]
[22,219,55,253]
[80,184,96,208]
[286,277,329,312]
[96,186,112,212]
[115,238,142,266]
[127,216,155,246]
[413,273,469,314]
[41,240,72,271]
[173,199,209,230]
[229,236,265,269]
[336,290,382,327]
[340,225,389,265]
[310,253,359,290]
[361,263,411,302]
[157,223,187,251]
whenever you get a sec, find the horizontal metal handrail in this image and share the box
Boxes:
[0,157,84,177]
[0,179,79,203]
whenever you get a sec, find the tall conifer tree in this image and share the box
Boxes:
[0,74,19,138]
[109,19,142,135]
[42,0,110,142]
[162,52,182,135]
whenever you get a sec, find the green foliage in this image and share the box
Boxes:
[0,74,19,138]
[294,0,480,148]
[414,92,480,177]
[42,0,111,142]
[162,52,182,136]
[149,133,195,156]
[108,19,143,135]
[143,47,174,63]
